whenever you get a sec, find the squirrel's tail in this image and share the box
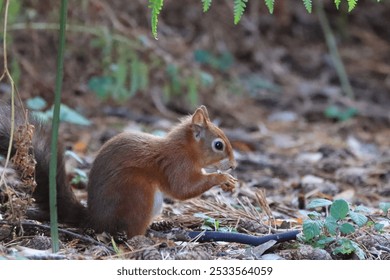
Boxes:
[0,103,87,226]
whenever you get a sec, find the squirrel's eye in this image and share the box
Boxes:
[212,138,224,152]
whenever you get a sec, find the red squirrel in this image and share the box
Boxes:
[0,104,237,237]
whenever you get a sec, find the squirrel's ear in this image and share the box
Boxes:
[191,107,208,141]
[199,105,210,120]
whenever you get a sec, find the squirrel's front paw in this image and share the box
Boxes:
[220,173,238,192]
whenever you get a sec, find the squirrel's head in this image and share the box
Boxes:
[190,105,237,172]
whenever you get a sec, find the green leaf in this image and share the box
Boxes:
[307,198,333,209]
[351,241,366,260]
[333,238,354,255]
[57,104,91,126]
[138,62,149,91]
[194,49,212,63]
[330,199,349,220]
[303,0,312,13]
[374,223,384,232]
[340,223,355,234]
[234,0,248,25]
[217,51,234,71]
[129,58,140,97]
[194,213,220,230]
[349,211,368,227]
[324,216,338,235]
[334,0,341,9]
[148,0,164,39]
[347,0,358,12]
[70,168,88,185]
[26,96,47,111]
[31,111,51,123]
[379,202,390,214]
[88,76,114,99]
[303,219,322,241]
[316,236,336,247]
[354,205,372,214]
[111,237,120,254]
[166,64,181,94]
[112,58,128,101]
[324,105,358,121]
[264,0,275,14]
[201,0,212,12]
[307,211,322,219]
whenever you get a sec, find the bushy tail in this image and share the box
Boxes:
[0,103,87,225]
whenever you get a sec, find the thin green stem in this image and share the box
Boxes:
[315,0,354,99]
[49,0,68,253]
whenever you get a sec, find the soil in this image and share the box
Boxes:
[0,0,389,260]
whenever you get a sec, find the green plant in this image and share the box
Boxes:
[163,64,214,108]
[148,0,163,40]
[233,0,248,25]
[47,0,69,253]
[194,213,237,232]
[87,30,147,102]
[147,0,382,39]
[379,202,390,214]
[301,198,371,259]
[26,97,91,126]
[0,0,22,86]
[194,50,234,72]
[324,105,358,121]
[87,32,216,106]
[201,0,212,12]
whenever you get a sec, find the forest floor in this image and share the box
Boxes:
[0,1,389,260]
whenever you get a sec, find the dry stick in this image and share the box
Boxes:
[0,0,16,188]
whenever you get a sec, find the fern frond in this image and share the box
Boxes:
[201,0,212,12]
[148,0,164,39]
[334,0,341,9]
[265,0,274,14]
[303,0,312,13]
[234,0,248,25]
[347,0,358,12]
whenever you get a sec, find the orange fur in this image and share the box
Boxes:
[0,104,237,238]
[87,106,237,237]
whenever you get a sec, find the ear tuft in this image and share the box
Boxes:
[199,105,210,120]
[192,107,207,127]
[191,107,208,141]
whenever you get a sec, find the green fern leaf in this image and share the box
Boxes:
[265,0,274,14]
[334,0,341,9]
[201,0,212,12]
[347,0,358,12]
[234,0,248,25]
[148,0,164,39]
[303,0,312,13]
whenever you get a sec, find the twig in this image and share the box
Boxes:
[0,0,16,188]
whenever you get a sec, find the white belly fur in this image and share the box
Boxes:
[152,190,164,217]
